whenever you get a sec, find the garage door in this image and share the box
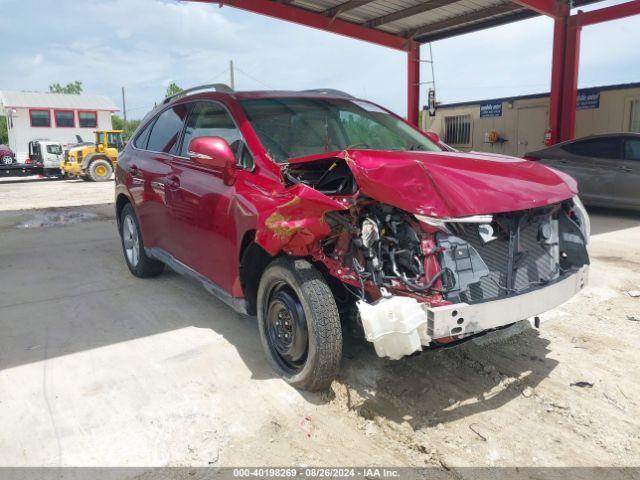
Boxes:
[516,106,548,157]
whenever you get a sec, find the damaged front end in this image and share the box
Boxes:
[256,152,590,360]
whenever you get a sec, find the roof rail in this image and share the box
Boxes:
[303,88,355,99]
[163,83,235,104]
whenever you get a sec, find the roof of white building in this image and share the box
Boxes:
[0,90,119,112]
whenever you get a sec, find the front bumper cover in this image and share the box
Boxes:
[357,266,589,360]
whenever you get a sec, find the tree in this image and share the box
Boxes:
[165,82,183,98]
[49,81,83,95]
[111,115,141,140]
[0,117,7,145]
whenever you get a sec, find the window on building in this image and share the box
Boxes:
[147,104,189,154]
[78,111,97,128]
[444,115,471,145]
[54,110,75,127]
[30,110,51,127]
[629,100,640,133]
[563,137,623,159]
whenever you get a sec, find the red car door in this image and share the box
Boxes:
[130,103,189,251]
[165,100,250,292]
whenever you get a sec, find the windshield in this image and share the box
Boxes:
[240,98,441,163]
[96,132,125,150]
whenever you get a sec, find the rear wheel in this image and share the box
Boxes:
[88,159,113,182]
[119,203,164,278]
[257,257,342,391]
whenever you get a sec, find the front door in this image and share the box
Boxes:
[165,100,247,292]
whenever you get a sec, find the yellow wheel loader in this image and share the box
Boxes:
[62,130,124,182]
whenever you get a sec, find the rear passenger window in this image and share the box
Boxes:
[133,122,153,150]
[147,104,189,154]
[180,102,242,158]
[563,138,623,159]
[625,139,640,161]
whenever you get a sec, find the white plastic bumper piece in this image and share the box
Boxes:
[357,266,588,360]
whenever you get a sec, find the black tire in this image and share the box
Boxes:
[87,158,113,182]
[119,203,164,278]
[257,257,342,391]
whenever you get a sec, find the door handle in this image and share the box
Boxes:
[167,175,180,190]
[620,166,632,173]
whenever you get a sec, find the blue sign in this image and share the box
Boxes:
[480,101,502,118]
[577,90,600,109]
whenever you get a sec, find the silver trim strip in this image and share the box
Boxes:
[146,247,248,316]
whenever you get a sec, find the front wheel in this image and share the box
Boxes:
[119,203,164,278]
[88,159,113,182]
[257,257,342,391]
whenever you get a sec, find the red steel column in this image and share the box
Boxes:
[559,17,582,141]
[548,15,567,144]
[407,42,420,126]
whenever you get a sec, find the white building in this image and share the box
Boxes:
[0,90,119,161]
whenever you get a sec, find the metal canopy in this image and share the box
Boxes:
[194,0,640,140]
[216,0,600,45]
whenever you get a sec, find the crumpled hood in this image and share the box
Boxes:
[289,149,577,218]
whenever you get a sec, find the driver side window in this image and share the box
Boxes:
[181,101,252,169]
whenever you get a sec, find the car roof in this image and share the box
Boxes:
[558,132,640,145]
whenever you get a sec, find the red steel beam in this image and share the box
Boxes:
[511,0,565,17]
[407,42,420,126]
[573,0,640,26]
[199,0,410,51]
[559,18,582,141]
[548,15,568,144]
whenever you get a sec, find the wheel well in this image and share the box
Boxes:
[116,194,130,228]
[239,230,272,316]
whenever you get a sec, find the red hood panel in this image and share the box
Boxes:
[307,150,576,218]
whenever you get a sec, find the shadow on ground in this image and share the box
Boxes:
[0,210,566,430]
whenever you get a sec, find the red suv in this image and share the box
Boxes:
[115,85,590,391]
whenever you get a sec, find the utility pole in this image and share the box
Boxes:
[121,87,127,123]
[229,60,235,90]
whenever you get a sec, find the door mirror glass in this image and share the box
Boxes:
[188,136,237,185]
[424,131,441,146]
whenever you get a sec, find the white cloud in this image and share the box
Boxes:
[0,0,638,118]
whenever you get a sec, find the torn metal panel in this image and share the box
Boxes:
[255,183,348,256]
[288,149,578,218]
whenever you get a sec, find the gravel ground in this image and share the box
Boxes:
[0,180,638,473]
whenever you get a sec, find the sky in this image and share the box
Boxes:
[1,0,638,119]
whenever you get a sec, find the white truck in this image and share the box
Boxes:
[27,140,64,177]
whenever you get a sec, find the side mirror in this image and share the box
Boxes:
[188,136,237,185]
[424,131,441,145]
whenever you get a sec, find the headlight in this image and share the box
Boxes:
[414,214,451,233]
[572,195,590,244]
[415,214,494,234]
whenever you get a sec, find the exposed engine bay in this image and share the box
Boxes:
[276,155,590,358]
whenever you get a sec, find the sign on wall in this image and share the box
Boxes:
[480,101,502,118]
[577,89,600,109]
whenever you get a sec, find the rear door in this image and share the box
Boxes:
[567,137,625,206]
[613,137,640,209]
[128,103,189,251]
[551,138,622,204]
